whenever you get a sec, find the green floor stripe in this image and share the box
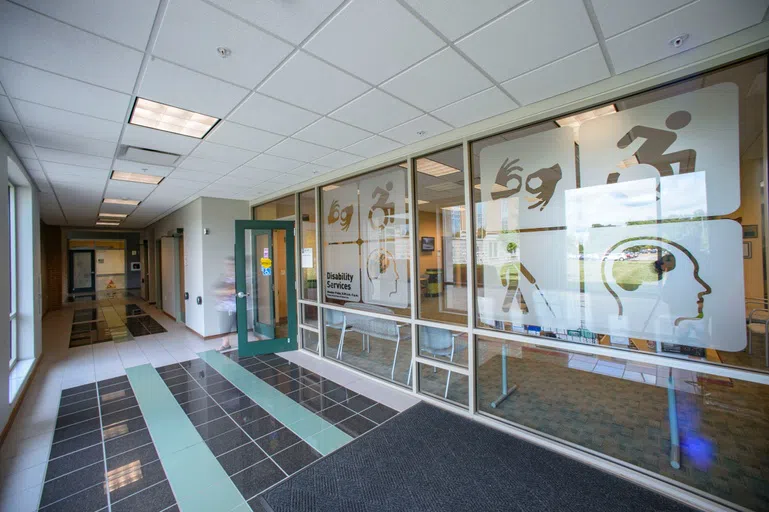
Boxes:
[126,364,246,512]
[199,351,353,455]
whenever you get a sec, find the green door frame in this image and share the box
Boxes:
[235,220,297,356]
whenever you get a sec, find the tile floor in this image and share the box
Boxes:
[0,293,419,511]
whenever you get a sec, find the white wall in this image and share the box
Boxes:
[160,237,177,319]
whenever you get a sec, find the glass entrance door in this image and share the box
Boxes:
[70,250,95,293]
[235,220,297,357]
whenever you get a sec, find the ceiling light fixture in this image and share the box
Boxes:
[129,98,219,139]
[416,159,461,177]
[554,104,617,130]
[111,170,164,185]
[474,183,508,193]
[96,221,120,227]
[103,198,140,206]
[99,213,128,218]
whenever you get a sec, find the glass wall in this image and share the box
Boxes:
[8,183,16,367]
[299,190,317,301]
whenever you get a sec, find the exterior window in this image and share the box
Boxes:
[8,183,16,368]
[254,195,295,221]
[414,146,468,325]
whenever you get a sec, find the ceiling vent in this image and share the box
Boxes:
[121,146,181,166]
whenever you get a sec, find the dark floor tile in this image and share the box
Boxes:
[248,495,274,512]
[98,375,129,387]
[335,394,376,413]
[111,480,175,512]
[161,373,198,388]
[316,404,356,425]
[103,415,147,441]
[59,389,97,407]
[193,373,227,387]
[216,442,266,475]
[209,387,246,404]
[285,387,319,404]
[252,367,284,380]
[187,404,227,427]
[241,360,269,373]
[55,406,100,429]
[106,443,159,472]
[172,387,209,405]
[229,404,270,426]
[99,396,139,416]
[195,416,238,441]
[179,359,208,372]
[38,481,107,512]
[258,354,284,364]
[230,459,285,500]
[270,362,299,374]
[299,394,339,414]
[58,397,99,417]
[45,444,103,481]
[360,403,398,424]
[60,382,96,398]
[168,380,202,395]
[125,319,150,337]
[53,417,101,443]
[98,379,133,394]
[158,367,188,381]
[49,429,102,459]
[272,441,321,475]
[109,459,168,503]
[278,367,304,380]
[155,363,183,375]
[270,380,302,395]
[105,428,153,458]
[255,427,301,455]
[218,395,257,414]
[241,415,283,441]
[99,387,135,405]
[68,337,92,348]
[323,386,359,403]
[102,406,143,429]
[39,461,105,507]
[205,428,251,457]
[338,414,377,437]
[204,380,236,395]
[161,506,180,512]
[179,396,218,415]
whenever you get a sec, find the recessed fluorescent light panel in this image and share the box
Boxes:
[129,98,219,139]
[99,213,128,218]
[111,170,164,185]
[554,104,617,129]
[96,221,120,226]
[416,159,460,177]
[103,198,140,206]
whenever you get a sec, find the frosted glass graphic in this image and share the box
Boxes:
[73,252,92,289]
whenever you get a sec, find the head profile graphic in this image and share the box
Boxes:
[601,237,711,329]
[366,247,400,298]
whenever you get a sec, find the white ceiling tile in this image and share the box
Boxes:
[21,157,42,172]
[343,135,402,158]
[189,141,257,165]
[305,0,444,84]
[0,59,131,122]
[0,95,18,123]
[11,142,36,159]
[206,0,344,45]
[228,166,282,180]
[267,173,307,185]
[14,100,123,142]
[403,0,524,41]
[244,154,303,172]
[139,58,250,118]
[35,148,113,169]
[228,93,320,136]
[382,48,492,111]
[293,118,370,149]
[178,157,236,174]
[432,87,517,127]
[502,45,610,105]
[42,161,110,179]
[168,168,221,183]
[0,122,29,144]
[15,0,160,50]
[314,151,363,168]
[27,127,116,157]
[121,124,199,155]
[381,115,451,145]
[258,52,369,114]
[206,122,284,152]
[591,0,692,39]
[329,89,421,133]
[214,174,259,186]
[113,159,174,176]
[291,163,332,178]
[155,178,205,193]
[154,0,292,89]
[266,137,334,162]
[0,2,144,93]
[105,179,156,201]
[606,0,768,74]
[456,0,596,82]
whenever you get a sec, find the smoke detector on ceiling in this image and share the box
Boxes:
[217,46,232,58]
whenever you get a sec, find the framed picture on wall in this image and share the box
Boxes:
[130,262,141,271]
[744,241,752,259]
[743,224,758,239]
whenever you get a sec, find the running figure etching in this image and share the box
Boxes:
[368,181,395,231]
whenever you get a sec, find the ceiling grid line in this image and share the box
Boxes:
[581,0,617,76]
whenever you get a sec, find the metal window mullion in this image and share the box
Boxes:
[414,355,470,375]
[412,317,469,333]
[315,185,325,359]
[463,139,477,416]
[294,192,302,348]
[407,157,418,395]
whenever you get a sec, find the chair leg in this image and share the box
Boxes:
[407,362,412,386]
[445,342,456,399]
[337,321,346,360]
[392,335,400,380]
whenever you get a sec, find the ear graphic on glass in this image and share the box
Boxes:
[492,157,563,210]
[601,237,711,330]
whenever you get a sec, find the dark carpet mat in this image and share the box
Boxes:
[260,402,694,512]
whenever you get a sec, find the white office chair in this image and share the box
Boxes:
[414,326,467,398]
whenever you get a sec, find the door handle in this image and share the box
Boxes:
[236,291,250,298]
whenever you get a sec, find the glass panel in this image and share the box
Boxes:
[299,190,318,300]
[302,328,319,353]
[301,304,318,328]
[253,231,273,328]
[321,164,412,317]
[415,146,468,325]
[418,363,468,407]
[476,335,769,511]
[72,252,93,289]
[323,307,412,387]
[417,325,468,368]
[254,195,295,221]
[471,56,769,372]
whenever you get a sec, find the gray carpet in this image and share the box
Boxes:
[260,402,694,512]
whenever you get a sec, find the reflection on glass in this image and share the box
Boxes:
[299,190,318,300]
[302,304,318,328]
[475,335,769,511]
[321,164,411,317]
[417,325,467,368]
[418,362,468,406]
[323,308,411,387]
[415,146,468,325]
[471,56,769,372]
[254,195,295,221]
[302,328,319,353]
